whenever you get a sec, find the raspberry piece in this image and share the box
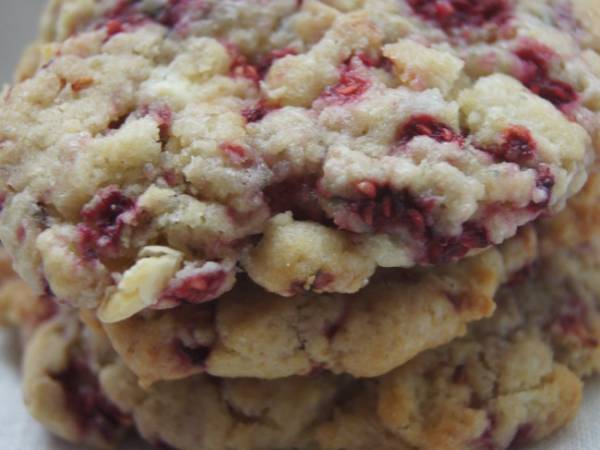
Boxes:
[488,125,537,165]
[397,114,462,146]
[408,0,511,30]
[356,51,394,72]
[105,19,124,37]
[81,187,134,233]
[325,73,369,100]
[78,187,136,259]
[515,43,577,109]
[427,222,490,263]
[332,185,436,237]
[321,63,371,104]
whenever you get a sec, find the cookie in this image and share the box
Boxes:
[96,165,600,384]
[55,169,600,384]
[9,225,599,450]
[101,240,512,383]
[1,0,598,320]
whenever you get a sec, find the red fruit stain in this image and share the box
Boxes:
[160,269,228,305]
[470,414,497,450]
[225,43,261,85]
[162,169,179,187]
[509,423,534,448]
[142,104,173,145]
[515,42,577,110]
[312,271,335,290]
[220,143,254,167]
[427,222,489,264]
[241,99,277,123]
[16,225,26,243]
[408,0,511,30]
[52,359,131,439]
[257,47,298,76]
[264,176,328,223]
[324,305,350,340]
[550,298,599,347]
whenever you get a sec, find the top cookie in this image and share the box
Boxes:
[0,0,598,312]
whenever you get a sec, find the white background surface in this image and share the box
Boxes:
[0,1,598,449]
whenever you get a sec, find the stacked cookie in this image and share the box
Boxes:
[1,0,600,449]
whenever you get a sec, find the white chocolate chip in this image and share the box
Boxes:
[98,246,184,323]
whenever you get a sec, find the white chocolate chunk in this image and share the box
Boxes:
[98,246,183,323]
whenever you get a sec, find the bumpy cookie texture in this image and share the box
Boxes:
[8,226,600,450]
[100,232,541,383]
[1,0,597,316]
